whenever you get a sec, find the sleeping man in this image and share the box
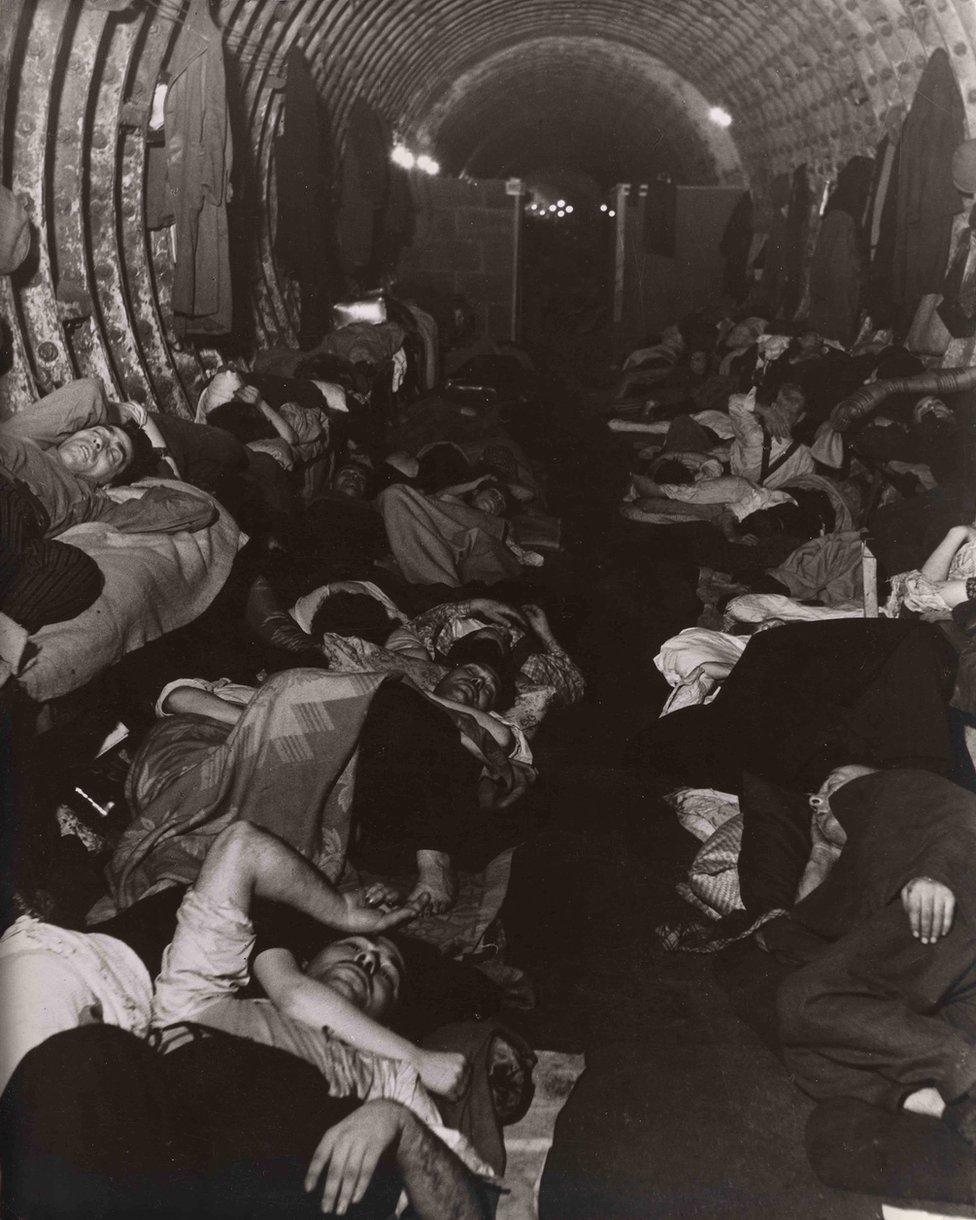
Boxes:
[0,377,215,631]
[1,824,496,1218]
[773,766,976,1148]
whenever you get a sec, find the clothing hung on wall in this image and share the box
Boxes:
[275,49,334,348]
[160,0,234,337]
[891,47,965,335]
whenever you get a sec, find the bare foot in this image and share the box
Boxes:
[408,850,458,915]
[902,1087,945,1119]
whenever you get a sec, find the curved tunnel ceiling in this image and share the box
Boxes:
[3,0,976,417]
[412,38,744,186]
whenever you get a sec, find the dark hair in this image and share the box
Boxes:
[310,591,395,647]
[207,399,277,444]
[112,421,159,485]
[445,631,518,711]
[649,458,694,485]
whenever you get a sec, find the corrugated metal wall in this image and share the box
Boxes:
[3,0,976,416]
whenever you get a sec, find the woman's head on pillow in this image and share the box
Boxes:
[310,591,396,647]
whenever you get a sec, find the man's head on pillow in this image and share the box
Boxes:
[56,420,156,486]
[304,934,404,1019]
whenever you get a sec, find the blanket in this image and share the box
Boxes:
[18,480,239,702]
[99,669,389,915]
[94,669,522,955]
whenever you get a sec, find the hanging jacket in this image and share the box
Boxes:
[165,0,233,337]
[892,48,965,333]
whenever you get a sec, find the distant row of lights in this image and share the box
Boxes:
[390,143,440,175]
[527,199,617,218]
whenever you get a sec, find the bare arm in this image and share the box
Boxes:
[0,378,108,448]
[237,383,298,445]
[161,685,245,725]
[306,1101,492,1219]
[920,525,975,584]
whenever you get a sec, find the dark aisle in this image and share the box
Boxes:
[497,522,883,1219]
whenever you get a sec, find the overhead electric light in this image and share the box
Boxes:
[416,154,440,175]
[565,204,574,214]
[548,203,557,212]
[708,106,733,128]
[391,143,416,169]
[600,203,608,212]
[557,198,566,207]
[608,209,616,217]
[557,209,565,217]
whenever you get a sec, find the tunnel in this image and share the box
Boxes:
[6,0,976,415]
[5,3,976,1218]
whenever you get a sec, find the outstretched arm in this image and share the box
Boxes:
[306,1100,492,1218]
[197,821,421,937]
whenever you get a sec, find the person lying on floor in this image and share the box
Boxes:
[376,480,542,586]
[282,582,584,735]
[0,820,419,1096]
[770,765,976,1147]
[0,376,215,536]
[0,378,217,632]
[105,670,535,920]
[2,1029,495,1219]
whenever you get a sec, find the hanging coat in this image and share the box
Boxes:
[892,48,965,334]
[275,48,334,348]
[165,0,233,337]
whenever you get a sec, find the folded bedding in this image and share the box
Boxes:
[19,480,239,702]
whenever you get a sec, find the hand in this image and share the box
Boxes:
[103,485,146,503]
[117,400,148,427]
[305,1099,406,1215]
[901,876,955,944]
[519,603,553,639]
[478,759,536,811]
[466,597,528,631]
[417,1048,470,1099]
[341,889,423,933]
[235,383,262,406]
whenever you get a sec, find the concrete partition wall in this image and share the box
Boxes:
[615,185,744,350]
[396,174,518,340]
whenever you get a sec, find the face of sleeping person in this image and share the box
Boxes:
[470,485,507,516]
[57,425,134,485]
[434,661,501,711]
[304,935,403,1018]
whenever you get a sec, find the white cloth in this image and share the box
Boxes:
[311,380,349,413]
[725,592,863,624]
[655,627,748,715]
[690,410,736,440]
[0,916,153,1093]
[654,628,747,688]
